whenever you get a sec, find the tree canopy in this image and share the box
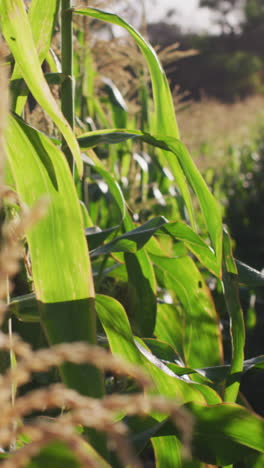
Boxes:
[200,0,264,32]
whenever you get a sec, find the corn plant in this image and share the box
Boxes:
[0,0,264,467]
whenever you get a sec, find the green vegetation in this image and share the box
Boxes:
[0,1,263,467]
[148,0,264,102]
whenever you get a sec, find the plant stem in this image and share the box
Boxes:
[61,0,74,171]
[60,2,108,457]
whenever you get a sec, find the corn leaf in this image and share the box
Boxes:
[11,0,60,113]
[129,403,264,466]
[151,252,223,368]
[161,221,218,276]
[82,151,126,222]
[27,440,110,468]
[74,7,196,229]
[73,8,179,138]
[90,216,167,257]
[82,150,157,336]
[236,259,264,287]
[187,402,264,465]
[5,114,105,411]
[78,129,222,276]
[222,230,245,403]
[0,0,82,175]
[152,436,183,468]
[96,294,221,405]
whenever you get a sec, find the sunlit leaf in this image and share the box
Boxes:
[74,7,198,230]
[78,129,222,276]
[151,252,223,368]
[222,229,245,403]
[0,0,82,175]
[5,114,104,411]
[11,0,60,113]
[188,402,264,465]
[28,440,110,468]
[96,295,220,405]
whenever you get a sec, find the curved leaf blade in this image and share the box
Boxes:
[74,7,196,229]
[96,294,221,405]
[78,129,222,276]
[5,114,105,411]
[223,230,245,403]
[5,114,89,302]
[11,0,60,113]
[73,8,179,138]
[152,254,223,368]
[90,216,167,257]
[236,259,264,287]
[82,151,126,222]
[188,402,264,465]
[0,0,82,175]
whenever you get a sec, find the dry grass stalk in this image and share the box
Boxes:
[0,383,192,463]
[109,433,143,468]
[0,331,32,360]
[56,410,143,468]
[0,342,151,403]
[103,393,193,457]
[0,423,104,468]
[0,409,139,467]
[0,199,48,327]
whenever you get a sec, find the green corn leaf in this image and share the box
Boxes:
[160,221,218,276]
[9,293,39,323]
[0,0,82,176]
[101,76,128,128]
[143,338,184,366]
[90,216,168,257]
[86,226,120,251]
[142,339,264,383]
[5,114,89,302]
[187,402,264,465]
[243,452,264,468]
[78,129,222,276]
[96,294,221,405]
[155,302,186,361]
[82,151,157,336]
[5,115,105,431]
[128,414,203,468]
[73,9,179,138]
[143,339,212,384]
[82,151,126,222]
[11,0,60,113]
[151,253,223,368]
[236,259,264,287]
[136,337,221,404]
[222,229,245,403]
[27,440,110,468]
[123,227,157,337]
[9,293,264,386]
[152,436,183,468]
[82,150,157,336]
[26,442,82,468]
[73,8,196,229]
[129,403,264,466]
